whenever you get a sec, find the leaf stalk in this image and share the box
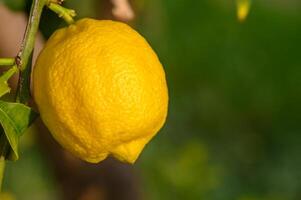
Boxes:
[0,58,15,66]
[47,2,76,24]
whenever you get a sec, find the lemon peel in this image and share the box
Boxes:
[33,18,168,163]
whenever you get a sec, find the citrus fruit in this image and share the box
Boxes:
[33,18,168,163]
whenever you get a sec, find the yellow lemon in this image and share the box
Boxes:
[33,18,168,163]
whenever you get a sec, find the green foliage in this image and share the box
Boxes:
[3,130,60,200]
[0,101,38,160]
[0,81,10,98]
[137,0,301,199]
[0,66,18,98]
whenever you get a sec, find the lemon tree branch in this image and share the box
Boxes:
[0,0,48,192]
[0,0,75,192]
[16,0,48,104]
[17,0,47,71]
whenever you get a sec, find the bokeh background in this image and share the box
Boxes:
[0,0,301,199]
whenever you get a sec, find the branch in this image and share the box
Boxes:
[16,0,48,104]
[0,0,75,191]
[0,0,48,192]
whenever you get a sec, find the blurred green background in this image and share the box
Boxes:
[1,0,301,199]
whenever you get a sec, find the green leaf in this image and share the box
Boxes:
[0,82,10,98]
[0,101,38,160]
[0,66,18,98]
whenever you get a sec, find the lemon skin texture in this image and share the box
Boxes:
[33,18,168,164]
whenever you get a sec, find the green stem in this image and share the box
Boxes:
[17,0,47,71]
[0,156,5,191]
[16,0,47,104]
[0,0,47,192]
[0,58,15,66]
[0,0,75,192]
[47,2,76,24]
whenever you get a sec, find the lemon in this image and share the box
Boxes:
[33,18,168,163]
